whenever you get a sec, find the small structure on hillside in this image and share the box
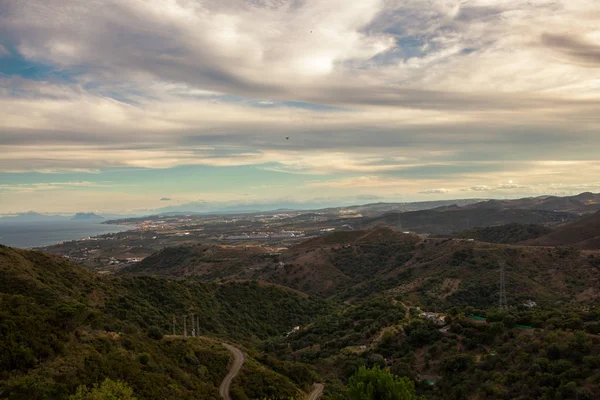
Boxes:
[419,312,446,326]
[523,299,537,308]
[286,326,301,337]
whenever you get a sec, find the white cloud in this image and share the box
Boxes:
[461,185,492,192]
[497,183,528,190]
[419,188,451,194]
[1,0,600,212]
[0,181,112,193]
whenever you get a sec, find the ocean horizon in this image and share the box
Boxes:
[0,221,131,249]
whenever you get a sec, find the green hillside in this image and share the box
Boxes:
[0,245,328,399]
[268,300,600,400]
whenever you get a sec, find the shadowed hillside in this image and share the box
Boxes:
[526,211,600,249]
[461,192,600,214]
[436,223,552,244]
[357,208,578,235]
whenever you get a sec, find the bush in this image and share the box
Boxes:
[147,327,163,340]
[347,366,425,400]
[69,378,137,400]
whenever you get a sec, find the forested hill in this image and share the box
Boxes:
[125,227,600,307]
[0,245,328,399]
[526,211,600,249]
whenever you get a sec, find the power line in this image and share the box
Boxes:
[173,313,200,338]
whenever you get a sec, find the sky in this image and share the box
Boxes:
[1,0,600,214]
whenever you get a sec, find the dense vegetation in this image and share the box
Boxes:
[69,378,137,400]
[0,245,328,399]
[347,366,425,400]
[265,300,600,399]
[2,214,600,400]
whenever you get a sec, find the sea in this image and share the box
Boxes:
[0,221,131,249]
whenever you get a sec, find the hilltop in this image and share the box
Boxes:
[526,211,600,249]
[461,192,600,214]
[0,244,327,399]
[357,208,578,235]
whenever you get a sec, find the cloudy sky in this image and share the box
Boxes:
[1,0,599,214]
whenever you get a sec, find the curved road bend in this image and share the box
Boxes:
[219,343,245,400]
[308,383,324,400]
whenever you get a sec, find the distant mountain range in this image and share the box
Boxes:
[358,208,578,235]
[71,212,103,221]
[0,211,118,223]
[147,192,600,216]
[149,198,486,215]
[459,192,600,214]
[4,192,600,225]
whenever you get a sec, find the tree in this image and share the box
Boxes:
[69,378,136,400]
[347,366,426,400]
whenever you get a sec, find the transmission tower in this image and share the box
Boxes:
[499,262,508,310]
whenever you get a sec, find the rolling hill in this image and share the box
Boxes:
[356,208,578,235]
[526,211,600,249]
[125,227,600,307]
[461,192,600,214]
[123,228,421,296]
[437,223,553,244]
[0,244,327,399]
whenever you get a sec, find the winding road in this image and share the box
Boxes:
[307,383,324,400]
[219,343,246,400]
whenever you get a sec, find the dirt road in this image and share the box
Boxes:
[219,343,245,400]
[307,383,324,400]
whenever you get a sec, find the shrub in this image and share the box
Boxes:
[147,326,163,340]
